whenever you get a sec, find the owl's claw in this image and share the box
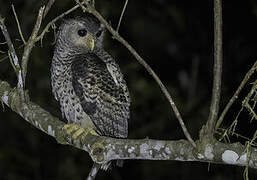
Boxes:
[63,124,99,140]
[63,124,86,140]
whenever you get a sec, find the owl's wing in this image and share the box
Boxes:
[71,53,130,138]
[95,48,130,104]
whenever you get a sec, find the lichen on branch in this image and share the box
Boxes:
[1,79,257,169]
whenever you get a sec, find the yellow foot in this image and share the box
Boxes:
[63,124,85,140]
[63,124,99,140]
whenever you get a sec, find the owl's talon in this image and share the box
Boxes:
[72,127,85,138]
[63,124,86,139]
[64,124,79,134]
[63,124,99,140]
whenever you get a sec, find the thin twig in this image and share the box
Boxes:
[217,128,257,146]
[206,0,223,137]
[116,0,128,32]
[21,6,45,86]
[11,4,26,44]
[0,44,25,63]
[0,14,24,90]
[36,3,83,42]
[216,60,257,129]
[43,0,56,18]
[0,55,8,62]
[78,1,196,147]
[21,2,86,85]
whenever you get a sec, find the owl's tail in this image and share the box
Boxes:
[87,161,123,179]
[87,163,101,180]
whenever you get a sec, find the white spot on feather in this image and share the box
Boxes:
[107,64,119,86]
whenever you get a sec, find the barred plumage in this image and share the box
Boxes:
[51,16,130,178]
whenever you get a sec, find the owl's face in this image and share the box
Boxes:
[57,16,105,53]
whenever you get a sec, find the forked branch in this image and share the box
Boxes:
[216,60,257,129]
[0,14,24,94]
[21,6,45,85]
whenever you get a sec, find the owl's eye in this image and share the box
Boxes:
[77,29,87,37]
[95,30,102,38]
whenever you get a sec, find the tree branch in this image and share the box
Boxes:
[0,13,26,114]
[116,0,128,32]
[0,80,67,144]
[78,0,196,148]
[1,79,257,170]
[206,0,223,137]
[43,0,56,18]
[35,3,84,42]
[21,6,45,86]
[11,4,26,44]
[0,14,24,90]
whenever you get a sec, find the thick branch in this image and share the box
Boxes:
[0,80,67,144]
[89,137,257,169]
[206,0,223,137]
[78,0,196,147]
[1,79,257,170]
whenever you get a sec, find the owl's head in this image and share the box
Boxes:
[57,14,105,53]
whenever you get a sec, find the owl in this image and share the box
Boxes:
[51,14,130,178]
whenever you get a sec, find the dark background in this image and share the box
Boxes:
[0,0,257,179]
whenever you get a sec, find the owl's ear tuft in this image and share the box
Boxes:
[96,30,102,38]
[97,24,106,44]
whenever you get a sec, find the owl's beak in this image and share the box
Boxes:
[86,34,95,51]
[89,38,95,51]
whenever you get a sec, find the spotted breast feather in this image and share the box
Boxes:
[71,53,130,138]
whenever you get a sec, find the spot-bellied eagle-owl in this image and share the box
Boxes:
[51,14,130,178]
